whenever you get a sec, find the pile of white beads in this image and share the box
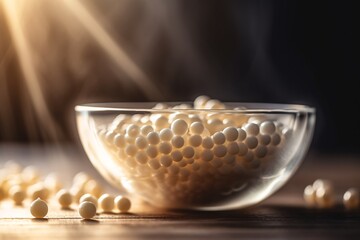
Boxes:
[304,179,359,210]
[98,96,291,207]
[0,162,132,220]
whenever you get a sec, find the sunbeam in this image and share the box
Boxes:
[1,0,63,141]
[62,0,161,99]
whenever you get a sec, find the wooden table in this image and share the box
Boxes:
[1,144,360,239]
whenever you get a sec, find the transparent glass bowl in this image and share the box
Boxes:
[75,102,315,211]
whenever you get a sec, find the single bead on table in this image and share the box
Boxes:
[56,189,73,208]
[303,185,316,207]
[115,196,131,213]
[30,198,48,218]
[98,194,115,212]
[343,188,359,210]
[78,201,97,220]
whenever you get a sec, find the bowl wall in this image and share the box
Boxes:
[75,102,315,210]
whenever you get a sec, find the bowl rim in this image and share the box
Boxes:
[75,102,315,114]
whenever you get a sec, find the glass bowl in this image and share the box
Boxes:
[75,101,315,211]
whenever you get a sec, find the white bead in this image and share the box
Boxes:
[212,132,226,145]
[227,142,239,155]
[9,186,26,205]
[194,95,210,108]
[135,136,148,149]
[30,198,48,218]
[78,201,97,220]
[312,179,332,191]
[141,116,150,124]
[160,128,173,141]
[303,185,316,207]
[114,134,126,148]
[147,132,160,145]
[126,124,140,137]
[213,145,227,157]
[260,121,276,135]
[153,103,169,109]
[56,189,72,208]
[171,135,185,148]
[202,137,214,149]
[223,127,238,142]
[171,150,183,162]
[258,134,271,145]
[146,145,158,158]
[172,104,191,109]
[125,144,137,156]
[343,188,359,210]
[189,122,204,135]
[131,114,142,123]
[189,135,202,147]
[201,149,214,162]
[135,151,148,164]
[171,119,188,136]
[271,133,281,146]
[154,116,169,130]
[158,142,172,154]
[105,131,116,144]
[315,187,334,208]
[237,143,248,156]
[244,123,259,136]
[237,128,247,141]
[245,136,258,149]
[98,194,115,212]
[182,146,195,159]
[140,125,154,136]
[204,99,226,109]
[114,196,131,213]
[160,155,173,167]
[255,145,267,158]
[148,158,161,170]
[79,193,98,207]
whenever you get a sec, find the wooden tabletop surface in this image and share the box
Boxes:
[1,144,360,239]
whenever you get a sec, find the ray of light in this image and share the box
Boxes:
[2,0,62,141]
[62,0,161,99]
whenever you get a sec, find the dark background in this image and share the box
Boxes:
[1,0,359,154]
